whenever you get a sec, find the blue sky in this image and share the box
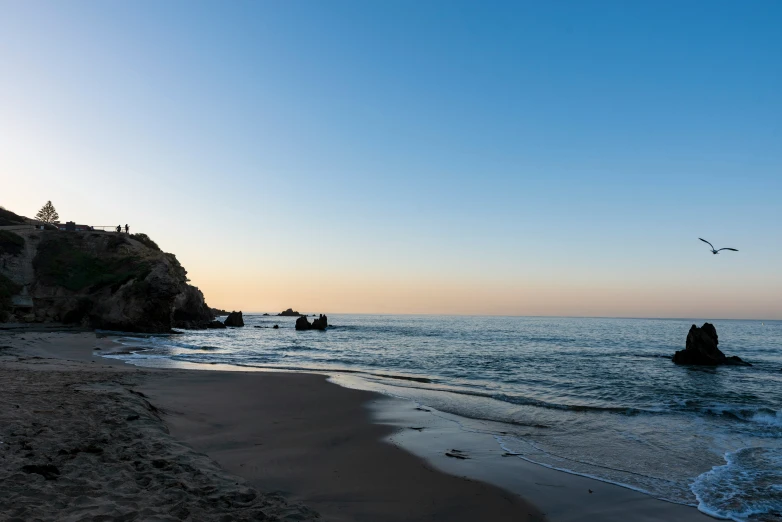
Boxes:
[2,1,780,317]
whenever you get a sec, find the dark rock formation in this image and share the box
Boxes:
[312,314,328,330]
[273,324,279,329]
[210,307,229,317]
[206,320,227,329]
[223,311,244,327]
[0,217,214,332]
[295,314,328,331]
[673,323,750,366]
[278,308,303,316]
[172,284,214,329]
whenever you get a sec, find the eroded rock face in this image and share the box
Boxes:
[673,323,750,366]
[223,311,244,327]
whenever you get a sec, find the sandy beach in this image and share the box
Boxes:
[0,330,716,522]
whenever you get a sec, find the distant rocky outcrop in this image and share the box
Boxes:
[295,314,328,331]
[673,323,750,366]
[278,308,303,317]
[0,211,214,332]
[210,307,230,317]
[223,311,244,327]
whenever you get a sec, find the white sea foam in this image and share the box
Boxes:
[692,447,782,522]
[749,410,782,428]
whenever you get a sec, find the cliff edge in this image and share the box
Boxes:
[0,208,213,332]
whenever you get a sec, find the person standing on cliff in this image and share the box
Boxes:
[116,224,121,233]
[125,224,129,234]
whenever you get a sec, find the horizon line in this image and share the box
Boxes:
[234,312,779,322]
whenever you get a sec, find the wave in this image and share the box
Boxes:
[678,403,782,428]
[108,335,780,431]
[692,447,782,522]
[275,344,328,352]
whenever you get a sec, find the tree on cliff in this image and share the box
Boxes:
[35,201,59,224]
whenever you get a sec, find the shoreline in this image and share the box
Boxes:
[1,330,717,521]
[103,338,719,521]
[1,331,539,521]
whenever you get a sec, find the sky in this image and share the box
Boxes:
[1,1,781,319]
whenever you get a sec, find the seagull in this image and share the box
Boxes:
[699,238,738,255]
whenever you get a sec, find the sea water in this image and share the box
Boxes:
[105,315,782,521]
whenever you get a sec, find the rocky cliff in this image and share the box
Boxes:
[0,210,213,332]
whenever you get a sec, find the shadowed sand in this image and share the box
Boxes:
[0,333,318,521]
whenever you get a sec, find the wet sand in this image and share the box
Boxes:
[139,370,542,522]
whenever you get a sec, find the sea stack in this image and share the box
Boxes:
[672,323,750,366]
[223,311,244,327]
[295,314,328,331]
[311,314,328,330]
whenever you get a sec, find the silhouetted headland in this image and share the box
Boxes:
[278,308,304,317]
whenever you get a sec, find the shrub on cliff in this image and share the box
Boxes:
[0,273,21,319]
[33,236,151,292]
[130,233,161,251]
[0,231,25,256]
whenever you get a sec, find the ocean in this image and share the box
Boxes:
[105,315,782,522]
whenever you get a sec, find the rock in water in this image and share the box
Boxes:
[295,314,328,331]
[672,323,750,366]
[295,316,311,330]
[223,311,244,327]
[311,314,328,330]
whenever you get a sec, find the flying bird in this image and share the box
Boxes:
[699,238,738,255]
